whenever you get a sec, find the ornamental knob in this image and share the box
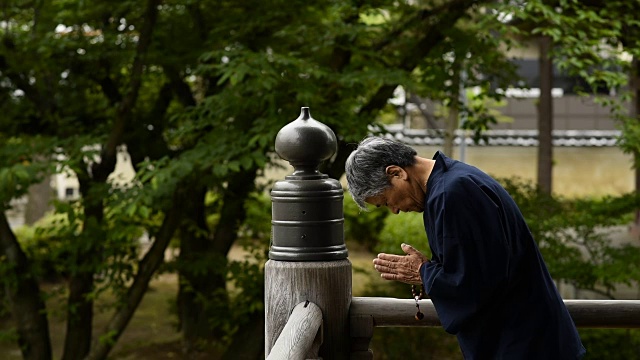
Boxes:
[274,107,337,178]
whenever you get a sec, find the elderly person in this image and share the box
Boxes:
[345,136,585,359]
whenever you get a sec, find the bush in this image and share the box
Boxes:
[499,177,640,297]
[11,213,72,283]
[579,329,640,359]
[376,211,431,257]
[344,192,389,251]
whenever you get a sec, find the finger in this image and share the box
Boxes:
[373,258,396,268]
[400,243,417,255]
[401,243,425,257]
[377,253,406,262]
[381,272,416,285]
[380,273,398,281]
[373,263,396,274]
[401,244,428,262]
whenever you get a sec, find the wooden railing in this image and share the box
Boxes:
[350,297,640,328]
[349,297,640,360]
[266,297,640,360]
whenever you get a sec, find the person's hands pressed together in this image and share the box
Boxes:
[373,243,427,285]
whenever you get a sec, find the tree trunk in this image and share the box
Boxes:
[178,168,258,354]
[630,56,640,228]
[212,168,258,256]
[62,193,102,360]
[85,192,185,360]
[62,1,161,357]
[0,212,52,360]
[325,140,352,180]
[177,183,226,354]
[62,273,94,360]
[445,105,459,159]
[631,56,640,191]
[537,35,553,195]
[445,61,461,158]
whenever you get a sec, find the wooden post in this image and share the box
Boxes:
[265,262,351,358]
[267,301,323,360]
[350,315,374,360]
[265,107,352,359]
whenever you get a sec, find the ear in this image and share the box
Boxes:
[385,165,407,179]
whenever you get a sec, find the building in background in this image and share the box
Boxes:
[7,149,135,229]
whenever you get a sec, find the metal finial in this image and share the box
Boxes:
[270,107,347,261]
[274,107,337,179]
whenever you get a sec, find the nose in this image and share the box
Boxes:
[390,207,400,215]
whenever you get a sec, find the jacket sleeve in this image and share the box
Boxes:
[420,176,513,334]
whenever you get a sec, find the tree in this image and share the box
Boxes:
[537,34,554,194]
[0,1,524,359]
[515,1,640,190]
[1,1,185,359]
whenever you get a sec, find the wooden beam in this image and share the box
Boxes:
[565,300,640,328]
[350,297,440,327]
[267,301,323,360]
[350,297,640,328]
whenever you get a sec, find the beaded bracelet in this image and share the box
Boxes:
[411,284,425,320]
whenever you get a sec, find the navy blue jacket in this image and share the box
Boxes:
[420,151,585,359]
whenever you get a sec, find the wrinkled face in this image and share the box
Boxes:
[364,166,425,214]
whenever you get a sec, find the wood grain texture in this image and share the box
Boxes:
[350,315,374,360]
[267,301,323,360]
[564,300,640,328]
[350,297,640,328]
[265,259,352,359]
[350,297,440,327]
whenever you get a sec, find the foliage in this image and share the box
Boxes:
[513,1,640,158]
[237,192,272,246]
[344,192,389,251]
[11,212,74,283]
[344,192,430,255]
[375,211,431,257]
[515,1,639,91]
[1,0,640,358]
[219,192,270,349]
[500,177,640,299]
[0,137,58,208]
[579,329,640,360]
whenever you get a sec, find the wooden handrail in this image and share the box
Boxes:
[350,297,640,328]
[267,301,323,360]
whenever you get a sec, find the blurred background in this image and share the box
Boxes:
[1,0,640,359]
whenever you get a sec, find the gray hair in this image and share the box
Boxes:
[345,136,417,210]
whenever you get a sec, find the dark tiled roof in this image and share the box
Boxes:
[383,126,621,147]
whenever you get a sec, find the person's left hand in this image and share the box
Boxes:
[373,243,427,285]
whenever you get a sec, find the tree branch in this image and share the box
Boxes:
[85,190,185,360]
[360,0,481,116]
[98,0,161,181]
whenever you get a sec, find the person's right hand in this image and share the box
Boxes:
[373,243,427,285]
